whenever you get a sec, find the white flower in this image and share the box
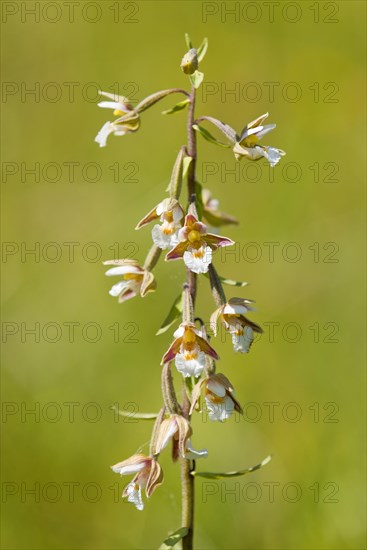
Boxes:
[136,198,184,250]
[166,210,234,275]
[111,454,163,511]
[183,245,212,274]
[104,259,156,303]
[204,374,242,422]
[210,298,262,354]
[162,322,219,378]
[155,415,208,460]
[233,113,285,166]
[95,91,140,147]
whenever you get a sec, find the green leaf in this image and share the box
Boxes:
[184,33,192,49]
[156,292,183,335]
[197,37,208,63]
[162,99,190,115]
[189,70,204,89]
[192,455,272,479]
[193,124,230,148]
[160,527,189,549]
[204,273,248,287]
[111,406,158,420]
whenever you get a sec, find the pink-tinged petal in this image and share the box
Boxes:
[161,337,182,364]
[111,454,149,475]
[118,288,138,303]
[196,334,219,360]
[184,213,198,227]
[206,378,226,398]
[165,241,189,261]
[205,233,235,249]
[135,205,159,229]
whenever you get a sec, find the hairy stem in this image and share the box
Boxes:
[181,85,197,550]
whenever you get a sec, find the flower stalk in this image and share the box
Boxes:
[96,33,283,549]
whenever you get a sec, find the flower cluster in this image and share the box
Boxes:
[96,35,281,520]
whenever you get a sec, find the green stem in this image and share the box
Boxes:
[181,85,197,550]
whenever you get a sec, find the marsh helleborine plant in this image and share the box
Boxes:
[95,35,284,549]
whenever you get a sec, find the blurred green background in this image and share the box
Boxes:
[1,1,366,549]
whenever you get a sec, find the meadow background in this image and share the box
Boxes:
[1,1,366,549]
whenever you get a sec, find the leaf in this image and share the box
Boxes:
[156,292,183,335]
[160,527,189,549]
[189,70,204,89]
[204,273,248,287]
[184,33,192,49]
[192,455,272,479]
[162,99,190,115]
[111,406,158,420]
[197,37,208,63]
[193,124,230,148]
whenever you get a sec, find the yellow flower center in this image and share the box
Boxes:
[113,109,125,116]
[123,273,142,281]
[188,230,201,244]
[242,134,258,147]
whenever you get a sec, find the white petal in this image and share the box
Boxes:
[111,462,146,475]
[172,205,184,222]
[95,121,115,148]
[152,224,177,250]
[183,246,212,274]
[232,327,254,353]
[206,395,234,422]
[222,303,253,315]
[97,101,126,112]
[175,351,206,378]
[206,379,226,398]
[105,265,141,277]
[173,325,185,338]
[159,419,178,451]
[109,281,129,297]
[125,482,144,511]
[155,201,165,216]
[185,440,208,459]
[262,146,286,167]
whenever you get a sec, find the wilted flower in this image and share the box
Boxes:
[202,189,238,228]
[155,414,208,460]
[233,113,285,167]
[162,321,219,378]
[104,259,156,303]
[111,454,163,511]
[166,211,234,274]
[136,198,184,250]
[95,91,140,147]
[210,298,263,353]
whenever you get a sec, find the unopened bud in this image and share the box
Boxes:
[181,48,198,75]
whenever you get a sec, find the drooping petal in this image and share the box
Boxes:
[95,121,116,147]
[209,307,222,336]
[183,245,212,274]
[140,270,156,297]
[145,460,164,498]
[231,326,254,353]
[152,224,177,250]
[175,351,206,378]
[123,481,144,511]
[118,288,138,303]
[206,394,235,422]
